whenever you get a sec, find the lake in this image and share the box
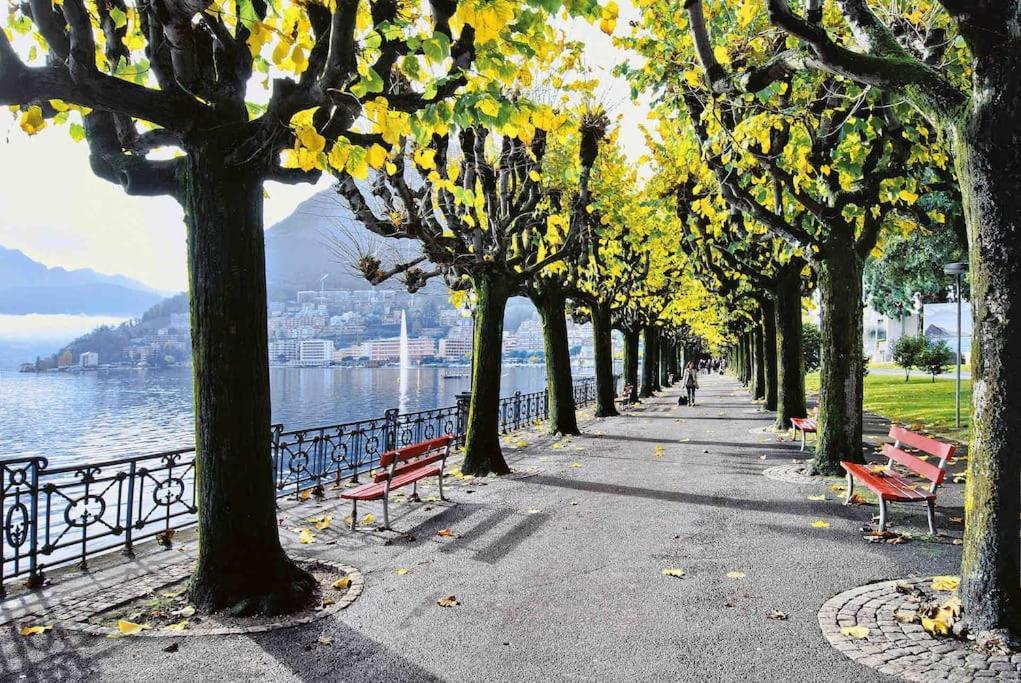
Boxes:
[0,365,555,467]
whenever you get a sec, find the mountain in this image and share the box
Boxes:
[0,246,171,316]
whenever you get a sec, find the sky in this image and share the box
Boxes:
[0,1,647,295]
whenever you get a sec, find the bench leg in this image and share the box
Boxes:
[844,473,854,505]
[409,480,420,502]
[438,472,446,501]
[350,499,358,530]
[878,497,888,532]
[383,493,390,530]
[926,499,937,536]
[799,429,806,452]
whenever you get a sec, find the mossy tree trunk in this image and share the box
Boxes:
[184,146,315,616]
[591,302,619,417]
[753,318,766,401]
[461,273,512,476]
[954,61,1021,635]
[533,285,579,435]
[813,238,865,474]
[623,328,640,403]
[640,326,657,397]
[774,265,806,430]
[660,337,672,386]
[650,327,662,392]
[761,298,778,411]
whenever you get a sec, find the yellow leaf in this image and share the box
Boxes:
[712,45,731,66]
[516,440,527,448]
[898,189,919,203]
[331,576,352,590]
[394,568,409,576]
[930,575,960,592]
[662,568,686,578]
[726,571,746,579]
[840,625,869,639]
[599,1,619,35]
[366,143,388,169]
[361,513,375,526]
[19,106,45,135]
[807,495,826,501]
[921,616,950,636]
[311,515,332,530]
[298,528,315,544]
[476,97,500,117]
[166,621,189,632]
[437,528,454,537]
[526,508,540,514]
[811,520,831,529]
[19,624,52,636]
[437,595,459,607]
[117,620,145,635]
[570,462,582,469]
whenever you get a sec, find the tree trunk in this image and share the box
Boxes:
[761,298,778,411]
[623,328,640,403]
[650,328,662,392]
[591,303,619,417]
[753,320,766,400]
[184,146,315,616]
[954,60,1021,635]
[774,265,806,430]
[533,285,579,435]
[813,239,865,474]
[461,273,511,476]
[660,337,672,387]
[640,326,657,397]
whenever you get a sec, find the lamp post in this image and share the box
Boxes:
[943,262,968,429]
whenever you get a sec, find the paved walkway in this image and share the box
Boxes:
[1,374,965,681]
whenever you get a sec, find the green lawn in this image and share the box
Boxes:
[805,372,972,443]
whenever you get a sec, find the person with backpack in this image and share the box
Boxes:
[680,360,700,406]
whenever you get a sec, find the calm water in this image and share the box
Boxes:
[0,365,553,467]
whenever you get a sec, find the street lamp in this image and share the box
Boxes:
[943,262,968,428]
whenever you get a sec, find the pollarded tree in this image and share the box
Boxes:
[763,0,1021,637]
[0,0,600,614]
[340,103,608,475]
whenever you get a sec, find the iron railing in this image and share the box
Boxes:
[1,376,603,592]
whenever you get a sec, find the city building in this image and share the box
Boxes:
[79,351,99,367]
[365,337,436,363]
[268,339,300,363]
[169,313,190,330]
[439,338,472,361]
[298,339,334,366]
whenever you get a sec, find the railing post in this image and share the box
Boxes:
[123,461,136,558]
[383,408,399,454]
[542,389,548,421]
[513,391,522,429]
[455,392,471,445]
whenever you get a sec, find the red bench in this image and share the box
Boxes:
[841,426,956,534]
[341,435,454,531]
[791,417,817,451]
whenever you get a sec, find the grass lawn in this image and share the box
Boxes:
[805,371,972,444]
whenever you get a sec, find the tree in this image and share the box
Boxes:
[764,0,1021,638]
[1,0,599,615]
[892,335,927,381]
[919,339,953,382]
[343,104,609,474]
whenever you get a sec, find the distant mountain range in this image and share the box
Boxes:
[0,246,171,316]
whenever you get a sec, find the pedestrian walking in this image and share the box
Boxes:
[681,360,700,406]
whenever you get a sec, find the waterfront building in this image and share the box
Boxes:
[366,337,436,363]
[298,339,334,366]
[268,339,300,363]
[439,338,472,361]
[79,351,99,368]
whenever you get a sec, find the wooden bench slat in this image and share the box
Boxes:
[883,444,946,485]
[841,463,933,502]
[372,453,445,483]
[380,435,454,468]
[889,425,956,460]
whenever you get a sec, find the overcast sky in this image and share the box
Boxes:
[0,2,646,294]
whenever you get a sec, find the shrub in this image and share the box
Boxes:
[802,322,821,373]
[892,335,928,381]
[919,339,954,382]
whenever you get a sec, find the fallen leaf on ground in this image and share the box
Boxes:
[437,528,454,537]
[526,509,540,514]
[759,455,767,460]
[767,610,788,621]
[297,528,315,544]
[840,625,869,639]
[811,520,831,528]
[922,597,961,637]
[570,462,582,468]
[166,621,189,632]
[949,517,963,524]
[930,575,960,592]
[156,529,175,547]
[437,595,459,607]
[654,445,665,458]
[394,568,409,576]
[310,515,333,530]
[331,577,352,590]
[298,490,312,502]
[172,606,196,618]
[322,598,335,607]
[726,571,746,579]
[117,620,146,635]
[361,513,375,525]
[661,568,686,578]
[516,440,527,448]
[318,635,333,645]
[19,625,51,637]
[894,611,918,624]
[551,443,563,450]
[829,484,846,493]
[807,495,826,501]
